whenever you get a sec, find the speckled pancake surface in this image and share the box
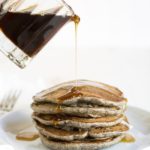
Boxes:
[31,102,126,117]
[33,80,127,107]
[32,113,124,128]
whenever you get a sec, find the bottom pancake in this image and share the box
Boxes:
[40,134,125,150]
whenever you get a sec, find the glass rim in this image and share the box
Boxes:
[0,0,75,16]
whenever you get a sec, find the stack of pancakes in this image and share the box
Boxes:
[31,80,129,150]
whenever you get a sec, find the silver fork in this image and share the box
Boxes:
[0,90,21,113]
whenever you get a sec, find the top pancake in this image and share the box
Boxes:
[33,80,127,107]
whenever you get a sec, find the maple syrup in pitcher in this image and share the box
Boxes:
[0,0,78,68]
[0,12,71,57]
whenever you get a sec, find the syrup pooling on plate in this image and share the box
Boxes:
[121,134,135,143]
[16,132,39,141]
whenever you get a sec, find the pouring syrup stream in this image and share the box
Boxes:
[71,15,80,86]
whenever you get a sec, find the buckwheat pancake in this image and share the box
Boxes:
[33,80,127,108]
[31,102,125,117]
[40,133,125,150]
[32,113,124,129]
[34,120,129,141]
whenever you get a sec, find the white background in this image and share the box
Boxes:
[0,0,150,111]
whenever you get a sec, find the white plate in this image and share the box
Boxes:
[0,106,150,150]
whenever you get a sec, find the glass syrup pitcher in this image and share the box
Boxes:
[0,0,75,68]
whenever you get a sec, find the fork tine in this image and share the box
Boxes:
[2,90,14,110]
[6,90,16,110]
[9,90,21,110]
[0,91,11,110]
[0,90,21,111]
